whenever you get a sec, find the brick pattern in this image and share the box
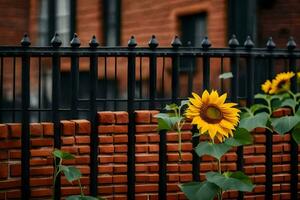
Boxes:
[0,109,298,199]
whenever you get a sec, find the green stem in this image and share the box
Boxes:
[217,158,223,200]
[178,124,182,161]
[78,179,84,197]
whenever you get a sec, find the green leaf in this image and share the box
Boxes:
[60,166,82,183]
[219,72,233,79]
[239,112,270,132]
[280,98,297,110]
[179,181,219,200]
[66,195,102,200]
[271,115,300,135]
[250,104,269,114]
[206,171,255,192]
[254,93,269,101]
[292,123,300,144]
[165,103,178,111]
[225,128,253,147]
[240,112,251,120]
[180,100,189,108]
[271,99,282,111]
[195,142,231,160]
[155,113,172,131]
[271,93,290,101]
[53,149,75,160]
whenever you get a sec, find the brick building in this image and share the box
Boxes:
[0,0,299,116]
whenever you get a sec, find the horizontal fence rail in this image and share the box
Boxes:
[0,33,299,199]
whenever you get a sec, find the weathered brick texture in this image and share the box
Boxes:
[0,109,298,199]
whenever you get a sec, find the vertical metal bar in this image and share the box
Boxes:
[246,53,254,106]
[158,130,167,200]
[192,125,200,181]
[171,54,179,103]
[162,57,165,99]
[265,54,274,199]
[127,52,136,199]
[114,57,118,110]
[230,53,243,200]
[149,54,157,109]
[52,51,61,200]
[203,55,210,90]
[38,57,42,122]
[220,57,224,93]
[187,56,193,96]
[0,57,3,122]
[89,53,98,196]
[289,54,298,200]
[13,57,16,122]
[21,50,30,200]
[71,55,79,118]
[139,57,142,109]
[104,57,107,109]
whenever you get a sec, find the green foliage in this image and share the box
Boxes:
[179,181,219,200]
[52,149,104,200]
[195,142,231,160]
[292,123,300,144]
[239,112,270,131]
[271,115,300,135]
[206,171,255,192]
[225,128,253,146]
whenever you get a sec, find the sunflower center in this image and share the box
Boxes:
[200,105,223,124]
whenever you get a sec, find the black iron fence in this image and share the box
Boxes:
[0,33,300,199]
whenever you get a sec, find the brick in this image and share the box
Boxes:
[99,135,113,144]
[30,149,52,157]
[114,164,127,173]
[99,145,114,154]
[31,167,53,176]
[136,124,158,133]
[114,145,127,153]
[61,137,75,145]
[0,163,8,178]
[0,179,21,190]
[114,135,128,143]
[7,123,21,138]
[98,125,114,134]
[75,136,90,144]
[113,175,127,183]
[31,138,53,147]
[98,165,113,173]
[135,110,151,123]
[114,125,128,133]
[78,146,90,154]
[136,154,158,163]
[0,124,8,139]
[98,111,116,124]
[31,188,52,197]
[99,156,114,164]
[0,151,8,160]
[0,140,21,149]
[114,155,127,163]
[150,110,159,123]
[10,163,21,177]
[72,119,91,134]
[98,175,113,184]
[9,150,21,159]
[30,123,43,137]
[61,120,75,136]
[136,135,148,143]
[115,111,129,124]
[41,122,54,136]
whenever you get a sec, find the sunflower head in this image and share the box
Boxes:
[269,71,295,94]
[185,90,240,142]
[261,80,272,94]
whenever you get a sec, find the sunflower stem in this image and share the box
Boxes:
[217,158,223,200]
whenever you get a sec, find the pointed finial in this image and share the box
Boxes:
[148,35,159,49]
[244,36,254,49]
[171,36,182,48]
[287,36,296,50]
[128,36,137,48]
[21,33,31,47]
[228,34,239,48]
[51,33,62,48]
[70,33,81,48]
[89,35,99,48]
[186,41,192,47]
[201,36,211,49]
[266,37,276,50]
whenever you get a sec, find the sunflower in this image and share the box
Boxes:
[261,80,272,94]
[185,90,240,142]
[297,72,300,79]
[269,71,295,94]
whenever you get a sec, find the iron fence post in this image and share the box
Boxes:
[21,33,31,200]
[149,35,158,109]
[127,36,137,200]
[89,35,99,196]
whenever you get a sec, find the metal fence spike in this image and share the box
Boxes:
[89,35,99,48]
[229,34,239,48]
[266,37,276,50]
[244,36,254,49]
[201,36,211,49]
[148,35,159,49]
[21,33,31,47]
[51,33,62,48]
[287,36,297,50]
[128,36,137,48]
[70,33,81,48]
[171,36,182,48]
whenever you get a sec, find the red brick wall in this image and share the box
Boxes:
[0,109,298,199]
[258,0,300,47]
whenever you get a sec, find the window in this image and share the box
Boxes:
[103,0,121,46]
[38,0,75,46]
[179,13,207,72]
